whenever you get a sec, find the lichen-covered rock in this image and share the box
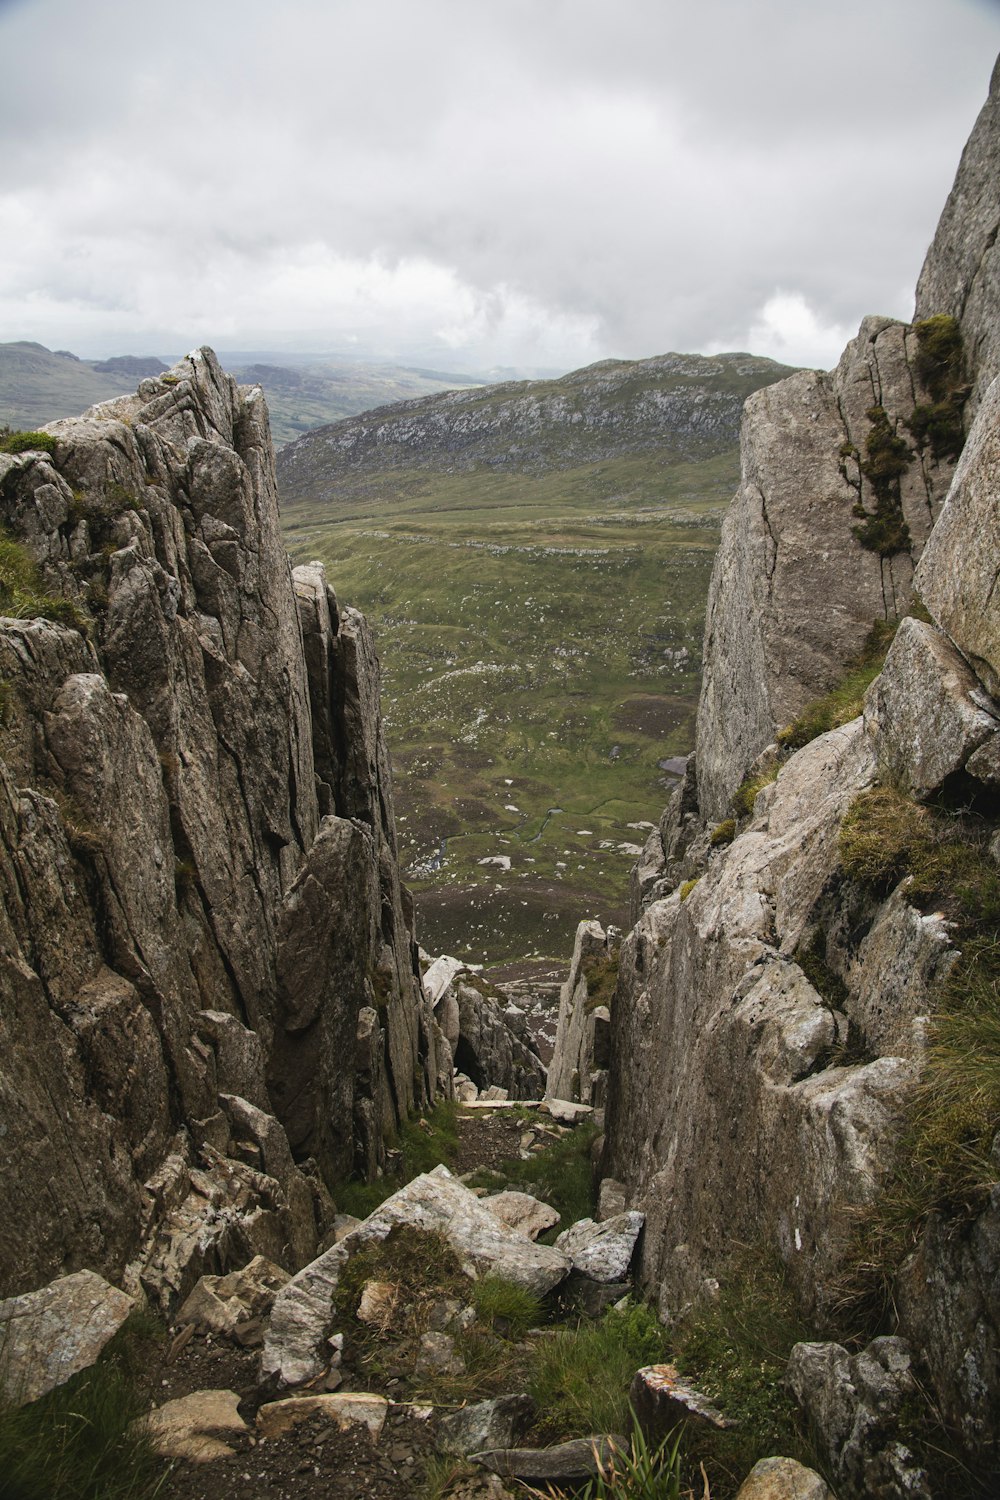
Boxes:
[554,1212,644,1283]
[787,1338,931,1499]
[864,615,998,796]
[429,965,546,1098]
[895,1187,1000,1461]
[547,920,616,1104]
[437,1394,535,1457]
[482,1191,560,1241]
[915,375,1000,699]
[695,318,960,823]
[0,1270,134,1407]
[915,55,1000,418]
[0,350,431,1298]
[604,719,943,1317]
[734,1458,833,1500]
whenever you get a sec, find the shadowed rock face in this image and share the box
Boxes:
[0,350,432,1298]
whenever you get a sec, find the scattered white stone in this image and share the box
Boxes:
[478,856,512,870]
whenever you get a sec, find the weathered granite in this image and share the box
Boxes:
[787,1338,931,1499]
[864,615,998,796]
[695,317,960,823]
[0,350,431,1297]
[915,54,1000,418]
[0,1270,134,1407]
[915,375,1000,699]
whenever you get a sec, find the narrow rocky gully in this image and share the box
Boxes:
[134,1098,632,1494]
[135,1035,662,1500]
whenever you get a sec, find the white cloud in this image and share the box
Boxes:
[742,291,856,371]
[0,0,997,368]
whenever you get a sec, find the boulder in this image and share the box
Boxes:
[256,1391,389,1441]
[630,1364,735,1439]
[863,616,997,797]
[787,1337,931,1499]
[415,1330,465,1378]
[437,1394,535,1457]
[547,920,614,1103]
[0,1270,134,1407]
[262,1168,569,1386]
[735,1457,834,1500]
[482,1191,560,1241]
[473,1436,626,1482]
[175,1254,289,1339]
[554,1213,644,1283]
[143,1388,248,1463]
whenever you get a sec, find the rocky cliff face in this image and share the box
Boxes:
[590,60,1000,1489]
[0,351,436,1303]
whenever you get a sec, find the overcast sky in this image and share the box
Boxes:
[1,0,998,373]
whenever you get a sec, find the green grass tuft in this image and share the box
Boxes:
[0,531,89,634]
[709,818,735,848]
[529,1301,669,1439]
[333,1099,462,1218]
[469,1276,543,1339]
[0,430,57,456]
[0,1312,164,1500]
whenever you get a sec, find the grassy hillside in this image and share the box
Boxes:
[276,372,774,968]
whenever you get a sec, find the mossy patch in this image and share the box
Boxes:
[852,405,912,556]
[0,430,57,456]
[0,530,89,634]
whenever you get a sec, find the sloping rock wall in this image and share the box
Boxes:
[695,318,958,823]
[605,61,1000,1483]
[0,351,431,1299]
[915,54,1000,419]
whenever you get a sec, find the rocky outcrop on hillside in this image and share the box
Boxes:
[0,351,434,1302]
[276,351,795,505]
[592,59,1000,1493]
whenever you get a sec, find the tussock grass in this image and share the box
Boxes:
[777,619,897,752]
[671,1255,816,1498]
[524,1418,689,1500]
[0,531,88,634]
[529,1301,668,1440]
[0,1313,164,1500]
[839,785,1000,1229]
[469,1276,543,1339]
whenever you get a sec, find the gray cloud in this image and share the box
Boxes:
[1,0,998,369]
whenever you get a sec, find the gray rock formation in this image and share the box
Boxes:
[787,1338,931,1499]
[915,54,1000,419]
[428,963,546,1099]
[605,60,1000,1487]
[547,920,616,1105]
[0,350,433,1300]
[695,315,960,822]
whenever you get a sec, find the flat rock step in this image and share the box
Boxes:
[473,1435,626,1482]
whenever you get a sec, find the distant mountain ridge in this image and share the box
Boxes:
[276,350,797,506]
[0,341,483,447]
